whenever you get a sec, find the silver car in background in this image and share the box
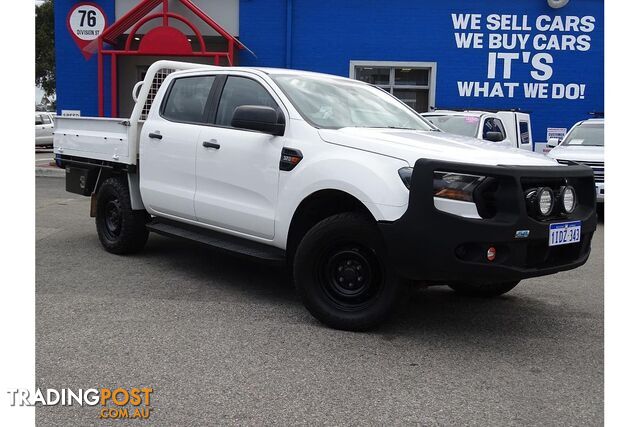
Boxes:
[35,112,55,147]
[547,118,604,204]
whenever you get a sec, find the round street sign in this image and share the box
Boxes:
[67,3,107,59]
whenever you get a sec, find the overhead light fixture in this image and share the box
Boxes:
[187,38,192,42]
[134,36,140,41]
[548,0,569,8]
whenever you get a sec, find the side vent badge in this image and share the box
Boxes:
[280,148,304,171]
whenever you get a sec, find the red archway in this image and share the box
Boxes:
[85,0,248,117]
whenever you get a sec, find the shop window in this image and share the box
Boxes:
[350,61,436,113]
[354,67,391,86]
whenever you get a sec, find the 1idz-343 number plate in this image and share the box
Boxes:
[549,221,581,247]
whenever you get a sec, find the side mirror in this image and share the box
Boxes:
[231,105,285,136]
[547,137,559,148]
[484,131,504,142]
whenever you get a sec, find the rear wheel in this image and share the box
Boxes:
[293,212,400,331]
[96,176,149,254]
[448,281,520,297]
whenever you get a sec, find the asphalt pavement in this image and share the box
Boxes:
[36,176,604,426]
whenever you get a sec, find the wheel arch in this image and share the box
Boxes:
[285,189,377,262]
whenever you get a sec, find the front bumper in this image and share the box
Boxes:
[379,159,597,283]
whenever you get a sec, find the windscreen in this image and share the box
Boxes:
[271,74,435,131]
[562,123,604,147]
[423,115,480,137]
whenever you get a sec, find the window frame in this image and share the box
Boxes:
[349,61,437,112]
[159,75,218,126]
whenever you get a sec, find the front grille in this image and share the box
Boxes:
[556,159,604,183]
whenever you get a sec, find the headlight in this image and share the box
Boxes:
[560,185,577,213]
[433,171,486,202]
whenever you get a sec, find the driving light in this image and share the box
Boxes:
[433,172,486,202]
[538,187,554,216]
[560,185,577,214]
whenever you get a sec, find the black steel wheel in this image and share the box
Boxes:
[294,212,400,331]
[318,244,382,311]
[95,176,149,254]
[102,198,123,242]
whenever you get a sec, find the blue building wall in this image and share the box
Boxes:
[55,0,116,117]
[239,0,604,145]
[54,0,604,146]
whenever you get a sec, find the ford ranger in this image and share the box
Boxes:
[54,61,597,331]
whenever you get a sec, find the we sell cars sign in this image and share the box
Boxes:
[445,6,603,145]
[452,13,595,101]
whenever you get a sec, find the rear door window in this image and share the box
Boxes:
[162,76,216,123]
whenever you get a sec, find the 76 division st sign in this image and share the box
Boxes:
[67,3,107,59]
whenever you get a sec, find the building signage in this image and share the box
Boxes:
[67,3,107,59]
[451,13,596,101]
[546,127,567,141]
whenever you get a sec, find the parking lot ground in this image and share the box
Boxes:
[36,176,603,426]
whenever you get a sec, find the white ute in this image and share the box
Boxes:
[54,61,597,331]
[421,109,533,150]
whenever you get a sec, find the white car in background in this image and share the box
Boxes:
[35,112,55,147]
[547,118,604,204]
[421,110,533,151]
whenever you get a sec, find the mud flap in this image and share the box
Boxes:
[90,193,97,218]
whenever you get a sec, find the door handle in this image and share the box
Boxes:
[202,140,220,149]
[148,132,163,140]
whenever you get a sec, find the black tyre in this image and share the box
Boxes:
[293,212,400,331]
[95,176,149,254]
[448,281,520,297]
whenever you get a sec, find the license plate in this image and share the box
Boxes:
[549,221,581,247]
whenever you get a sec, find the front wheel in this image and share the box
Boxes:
[293,213,400,331]
[448,281,520,297]
[95,176,149,254]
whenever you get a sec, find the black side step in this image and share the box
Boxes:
[146,219,285,264]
